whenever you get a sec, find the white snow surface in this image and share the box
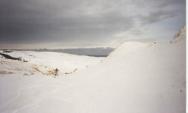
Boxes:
[0,51,103,75]
[0,28,186,113]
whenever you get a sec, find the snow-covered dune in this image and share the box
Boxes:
[61,26,185,113]
[69,37,185,113]
[0,27,185,113]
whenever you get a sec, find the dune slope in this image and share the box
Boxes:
[0,27,186,113]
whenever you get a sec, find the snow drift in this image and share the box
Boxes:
[0,27,186,113]
[67,27,185,113]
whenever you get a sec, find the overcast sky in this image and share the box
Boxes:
[0,0,185,49]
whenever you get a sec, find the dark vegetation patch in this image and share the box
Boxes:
[0,52,28,62]
[0,70,14,74]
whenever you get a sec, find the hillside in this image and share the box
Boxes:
[0,27,186,113]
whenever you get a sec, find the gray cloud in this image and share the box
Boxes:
[0,0,185,48]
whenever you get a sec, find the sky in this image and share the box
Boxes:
[0,0,186,49]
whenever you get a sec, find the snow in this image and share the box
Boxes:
[0,27,186,113]
[0,51,104,75]
[67,35,185,113]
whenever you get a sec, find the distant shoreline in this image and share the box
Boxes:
[1,47,114,57]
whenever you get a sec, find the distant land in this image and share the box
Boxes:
[1,47,114,57]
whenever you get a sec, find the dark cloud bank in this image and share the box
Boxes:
[0,0,185,48]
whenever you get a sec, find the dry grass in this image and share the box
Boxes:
[32,65,58,76]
